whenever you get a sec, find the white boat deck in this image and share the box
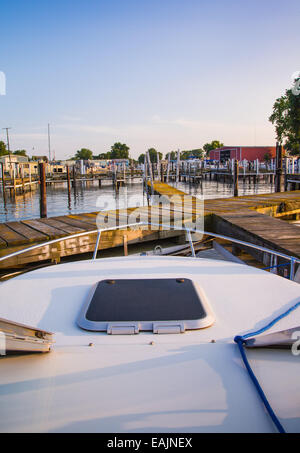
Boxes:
[0,256,299,433]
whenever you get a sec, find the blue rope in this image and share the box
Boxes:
[262,262,289,271]
[234,300,300,433]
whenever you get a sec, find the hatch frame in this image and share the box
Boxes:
[77,278,215,334]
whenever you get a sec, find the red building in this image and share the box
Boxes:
[209,146,277,162]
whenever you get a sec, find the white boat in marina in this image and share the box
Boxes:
[0,224,299,433]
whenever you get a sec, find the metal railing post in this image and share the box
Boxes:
[290,258,296,281]
[186,230,196,257]
[93,231,102,260]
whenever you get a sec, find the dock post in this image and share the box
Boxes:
[146,151,154,194]
[176,150,180,183]
[123,234,128,256]
[66,165,71,202]
[234,159,239,197]
[1,163,6,204]
[21,164,25,193]
[143,154,148,191]
[13,164,16,193]
[166,153,171,183]
[29,165,32,191]
[157,152,161,181]
[284,174,288,192]
[39,162,47,218]
[275,143,284,192]
[72,165,77,192]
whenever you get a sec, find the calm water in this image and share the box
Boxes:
[0,178,275,223]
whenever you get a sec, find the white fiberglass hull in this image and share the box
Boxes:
[0,256,299,433]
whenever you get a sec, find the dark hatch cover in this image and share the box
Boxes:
[85,278,206,322]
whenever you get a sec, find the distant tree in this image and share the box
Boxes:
[269,75,300,156]
[166,151,178,160]
[181,149,204,160]
[31,155,48,162]
[143,148,163,164]
[110,143,130,159]
[203,140,224,156]
[263,152,272,163]
[0,141,8,156]
[14,150,27,157]
[95,152,112,160]
[165,149,204,161]
[138,154,145,164]
[75,148,93,160]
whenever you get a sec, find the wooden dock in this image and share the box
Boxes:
[0,201,200,269]
[0,181,299,270]
[149,181,300,265]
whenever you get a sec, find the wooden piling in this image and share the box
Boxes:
[157,152,161,181]
[275,143,284,193]
[39,162,47,218]
[146,151,154,193]
[234,159,239,197]
[72,165,77,191]
[123,234,128,256]
[66,165,71,202]
[176,150,180,183]
[1,163,6,204]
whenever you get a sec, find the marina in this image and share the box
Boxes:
[1,0,300,436]
[0,179,299,278]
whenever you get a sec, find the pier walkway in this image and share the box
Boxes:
[149,181,300,261]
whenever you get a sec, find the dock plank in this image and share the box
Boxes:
[0,224,28,247]
[21,219,67,239]
[0,236,7,249]
[5,222,48,243]
[53,216,96,231]
[38,218,85,234]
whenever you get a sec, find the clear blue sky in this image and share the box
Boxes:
[0,0,299,159]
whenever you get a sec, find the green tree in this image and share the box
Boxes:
[165,151,179,160]
[75,148,93,160]
[95,152,112,159]
[14,150,27,157]
[181,149,204,160]
[143,148,163,163]
[110,142,130,159]
[203,140,224,155]
[263,153,271,163]
[138,154,145,164]
[0,141,8,156]
[269,76,300,156]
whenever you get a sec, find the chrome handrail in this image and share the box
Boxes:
[0,221,299,280]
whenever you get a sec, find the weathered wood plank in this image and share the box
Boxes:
[6,221,48,243]
[53,216,96,231]
[0,224,28,246]
[39,218,85,234]
[21,220,67,239]
[0,236,7,249]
